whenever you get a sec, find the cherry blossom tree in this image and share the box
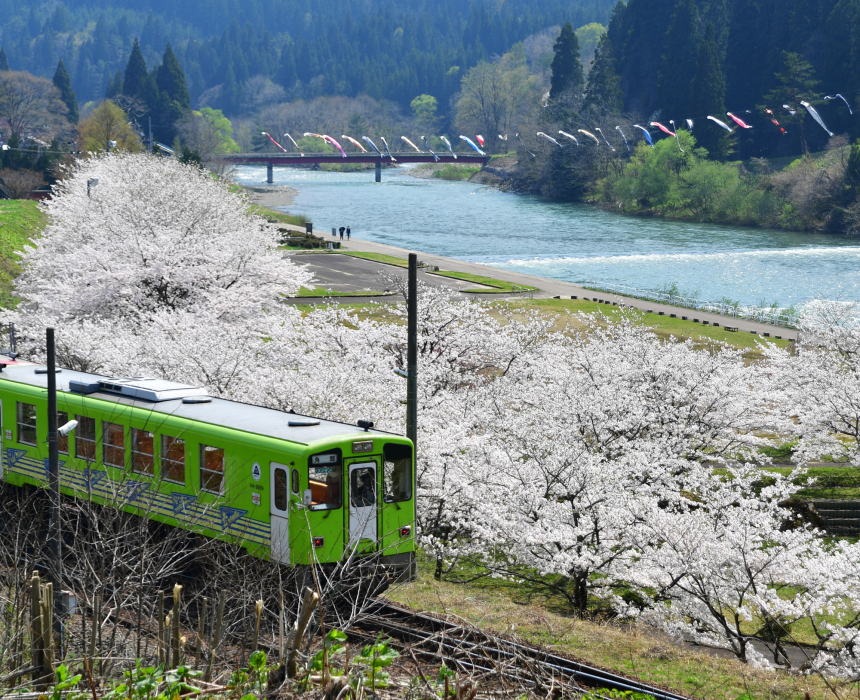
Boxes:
[13,151,311,326]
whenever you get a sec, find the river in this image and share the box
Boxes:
[234,165,860,308]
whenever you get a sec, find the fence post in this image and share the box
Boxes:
[171,585,182,669]
[195,597,208,668]
[30,573,43,687]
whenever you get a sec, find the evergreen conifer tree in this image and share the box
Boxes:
[689,23,727,159]
[0,48,8,72]
[655,0,700,119]
[106,69,124,99]
[156,43,190,110]
[221,65,241,115]
[53,59,79,124]
[124,38,149,99]
[276,45,297,91]
[550,23,584,101]
[765,52,820,156]
[583,34,623,114]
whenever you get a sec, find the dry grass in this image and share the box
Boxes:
[387,564,846,700]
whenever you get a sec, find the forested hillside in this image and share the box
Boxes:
[608,0,860,155]
[0,0,615,113]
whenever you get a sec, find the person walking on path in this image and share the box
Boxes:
[346,226,351,240]
[339,226,345,240]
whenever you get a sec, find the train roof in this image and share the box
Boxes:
[0,358,390,447]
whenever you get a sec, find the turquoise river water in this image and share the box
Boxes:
[234,165,860,308]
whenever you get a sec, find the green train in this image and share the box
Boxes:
[0,356,416,578]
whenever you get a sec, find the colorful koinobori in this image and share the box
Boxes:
[517,91,853,154]
[253,93,853,161]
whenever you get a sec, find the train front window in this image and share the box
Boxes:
[274,468,288,511]
[75,416,96,462]
[16,402,37,446]
[308,449,342,510]
[383,443,412,503]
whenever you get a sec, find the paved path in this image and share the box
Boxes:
[290,251,491,300]
[283,226,797,340]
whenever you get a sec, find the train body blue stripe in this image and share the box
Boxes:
[6,451,271,546]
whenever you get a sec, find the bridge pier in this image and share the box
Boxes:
[267,161,273,184]
[375,161,381,183]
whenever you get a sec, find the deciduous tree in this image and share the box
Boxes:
[0,70,69,141]
[77,101,142,154]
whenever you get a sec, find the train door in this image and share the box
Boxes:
[270,463,290,563]
[347,459,378,548]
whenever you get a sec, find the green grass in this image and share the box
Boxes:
[430,270,540,293]
[297,287,387,298]
[339,251,410,267]
[433,164,481,181]
[250,205,309,228]
[504,298,792,356]
[0,200,45,308]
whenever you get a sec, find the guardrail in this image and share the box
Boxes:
[582,281,801,329]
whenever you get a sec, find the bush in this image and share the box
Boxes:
[596,133,849,230]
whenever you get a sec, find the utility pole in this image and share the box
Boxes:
[407,254,418,451]
[149,117,153,153]
[46,328,65,651]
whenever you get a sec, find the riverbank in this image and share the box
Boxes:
[323,235,799,340]
[242,184,298,208]
[498,132,860,235]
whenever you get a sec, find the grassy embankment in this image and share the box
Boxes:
[432,164,482,180]
[0,200,45,308]
[387,557,840,700]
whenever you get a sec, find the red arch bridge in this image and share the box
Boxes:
[216,153,490,183]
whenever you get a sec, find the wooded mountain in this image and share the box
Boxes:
[0,0,615,115]
[608,0,860,153]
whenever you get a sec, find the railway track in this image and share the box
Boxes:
[347,599,692,700]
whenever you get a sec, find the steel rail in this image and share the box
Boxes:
[347,599,692,700]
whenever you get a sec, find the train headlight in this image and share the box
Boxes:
[353,440,373,453]
[313,536,325,548]
[399,526,411,538]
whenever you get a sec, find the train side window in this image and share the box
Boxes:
[132,429,155,476]
[103,422,125,468]
[200,444,225,494]
[161,435,185,484]
[308,449,342,510]
[16,402,37,446]
[274,468,288,511]
[291,469,299,494]
[383,443,412,503]
[57,411,69,455]
[75,416,96,462]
